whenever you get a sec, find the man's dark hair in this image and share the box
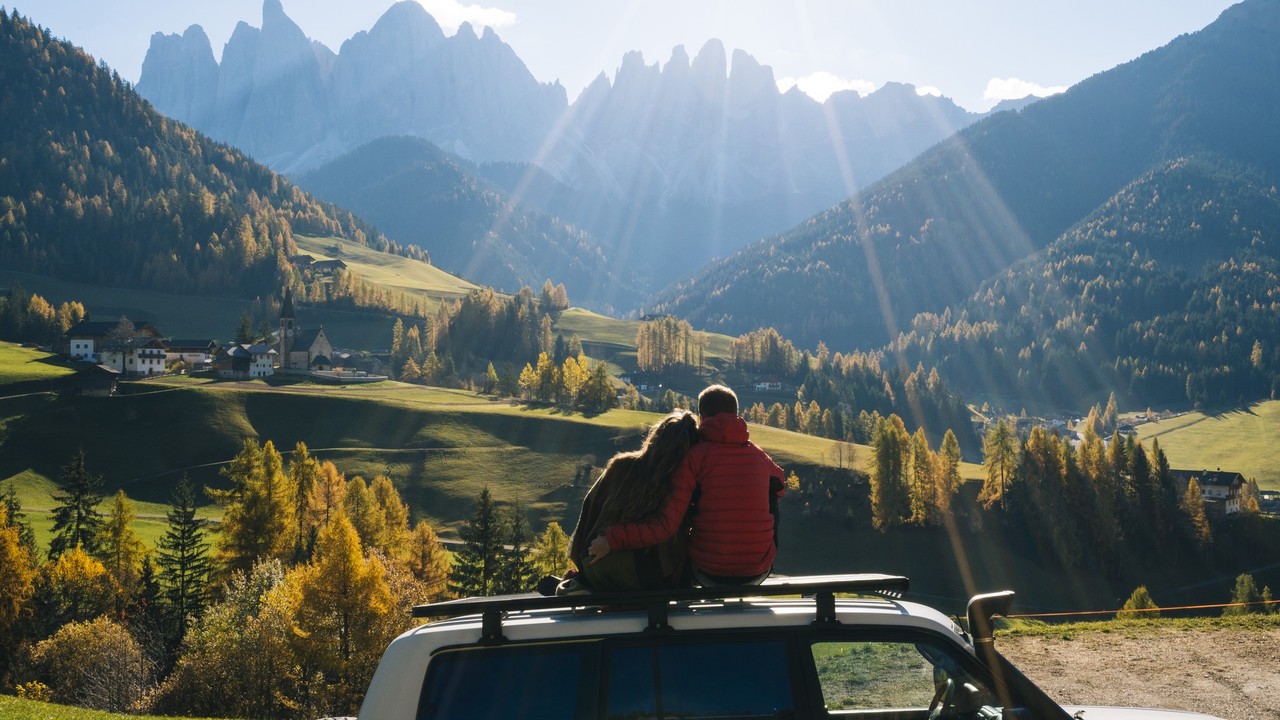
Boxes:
[698,384,738,418]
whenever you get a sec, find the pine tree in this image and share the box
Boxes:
[498,506,535,594]
[49,449,105,559]
[156,477,211,643]
[1,483,37,556]
[450,487,505,596]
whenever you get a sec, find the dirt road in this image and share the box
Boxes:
[999,625,1280,720]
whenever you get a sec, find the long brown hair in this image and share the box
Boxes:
[596,410,699,526]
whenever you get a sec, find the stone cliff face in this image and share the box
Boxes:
[139,0,564,174]
[136,25,218,129]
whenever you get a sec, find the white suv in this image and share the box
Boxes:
[359,574,1222,720]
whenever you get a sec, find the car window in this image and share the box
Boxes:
[418,642,599,720]
[811,640,999,716]
[608,638,795,719]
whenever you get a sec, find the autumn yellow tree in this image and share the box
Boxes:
[291,516,392,714]
[305,460,347,533]
[369,475,410,559]
[97,490,146,611]
[529,522,571,578]
[1182,478,1212,543]
[288,442,322,557]
[405,521,451,601]
[0,505,36,649]
[209,439,297,574]
[36,545,115,634]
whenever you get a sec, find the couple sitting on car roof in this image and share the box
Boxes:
[565,384,785,593]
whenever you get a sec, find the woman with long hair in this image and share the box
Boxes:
[565,410,699,592]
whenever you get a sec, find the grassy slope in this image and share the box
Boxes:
[292,234,478,301]
[1135,400,1280,489]
[0,344,79,385]
[0,696,216,720]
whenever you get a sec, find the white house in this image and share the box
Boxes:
[1170,469,1246,516]
[65,320,162,365]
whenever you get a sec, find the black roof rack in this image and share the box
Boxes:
[413,573,909,643]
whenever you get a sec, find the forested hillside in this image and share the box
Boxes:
[0,11,415,305]
[651,0,1280,412]
[294,136,636,312]
[895,157,1280,409]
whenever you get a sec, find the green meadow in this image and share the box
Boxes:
[1135,400,1280,489]
[0,696,218,720]
[0,344,79,385]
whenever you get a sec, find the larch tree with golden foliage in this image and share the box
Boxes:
[0,505,36,653]
[1182,478,1212,543]
[979,419,1017,510]
[369,475,410,559]
[291,515,392,713]
[288,442,322,558]
[305,460,347,533]
[406,520,451,601]
[209,439,297,574]
[97,490,146,611]
[529,522,571,578]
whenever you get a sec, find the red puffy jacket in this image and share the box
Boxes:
[605,413,784,577]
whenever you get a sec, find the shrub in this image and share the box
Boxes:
[1116,585,1160,620]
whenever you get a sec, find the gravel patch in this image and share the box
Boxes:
[999,625,1280,720]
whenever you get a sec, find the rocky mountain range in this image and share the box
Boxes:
[649,0,1280,409]
[137,0,993,288]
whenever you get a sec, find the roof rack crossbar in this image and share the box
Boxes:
[412,573,909,621]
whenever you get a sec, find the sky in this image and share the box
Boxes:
[12,0,1241,112]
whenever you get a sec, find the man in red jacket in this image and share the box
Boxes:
[588,384,785,585]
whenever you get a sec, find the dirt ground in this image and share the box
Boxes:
[998,625,1280,720]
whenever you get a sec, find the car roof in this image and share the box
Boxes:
[401,573,969,650]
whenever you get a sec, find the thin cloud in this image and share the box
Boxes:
[777,71,877,103]
[916,85,942,97]
[984,77,1067,101]
[415,0,517,33]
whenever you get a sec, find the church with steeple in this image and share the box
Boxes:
[278,289,333,371]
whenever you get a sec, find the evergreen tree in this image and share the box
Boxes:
[451,487,505,596]
[156,477,211,643]
[49,449,105,559]
[498,506,535,594]
[1,483,37,557]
